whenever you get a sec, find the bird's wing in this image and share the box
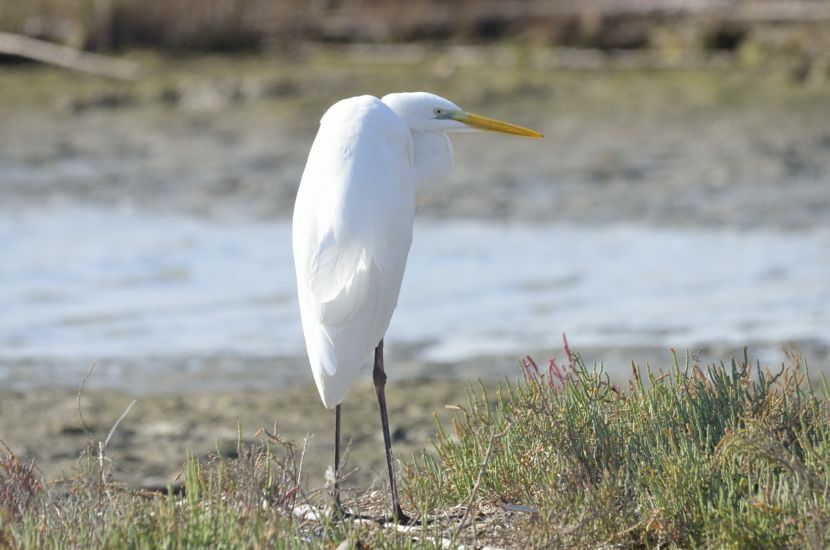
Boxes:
[292,96,415,406]
[296,96,413,325]
[306,232,369,323]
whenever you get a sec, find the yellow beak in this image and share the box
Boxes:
[454,111,543,138]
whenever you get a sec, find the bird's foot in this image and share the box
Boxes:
[330,500,349,523]
[386,506,413,526]
[330,501,415,526]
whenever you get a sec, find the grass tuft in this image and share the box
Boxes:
[408,348,830,548]
[2,348,829,548]
[1,448,43,547]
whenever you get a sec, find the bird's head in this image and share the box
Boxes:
[381,92,543,138]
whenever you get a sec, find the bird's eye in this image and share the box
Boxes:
[433,108,444,117]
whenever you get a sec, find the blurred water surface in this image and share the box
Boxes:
[2,206,827,372]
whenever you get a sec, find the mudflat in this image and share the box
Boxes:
[1,48,828,228]
[1,48,828,490]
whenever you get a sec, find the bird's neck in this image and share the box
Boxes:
[410,131,453,190]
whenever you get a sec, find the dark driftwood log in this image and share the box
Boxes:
[0,32,138,80]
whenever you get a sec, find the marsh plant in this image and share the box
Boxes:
[412,347,830,548]
[2,348,828,548]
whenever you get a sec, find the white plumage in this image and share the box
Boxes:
[293,95,415,408]
[292,92,542,409]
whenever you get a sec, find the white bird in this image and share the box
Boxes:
[292,92,542,522]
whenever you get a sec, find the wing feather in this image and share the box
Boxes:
[292,95,415,407]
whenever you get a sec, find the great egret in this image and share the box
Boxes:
[292,92,542,523]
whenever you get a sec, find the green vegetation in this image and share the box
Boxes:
[412,351,830,547]
[2,350,829,548]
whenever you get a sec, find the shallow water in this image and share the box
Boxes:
[2,206,828,372]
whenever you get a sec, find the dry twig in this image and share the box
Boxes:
[0,32,138,80]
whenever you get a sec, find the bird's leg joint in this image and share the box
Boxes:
[372,340,387,387]
[373,366,387,387]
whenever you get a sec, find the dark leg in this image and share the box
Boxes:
[373,339,411,524]
[333,403,342,514]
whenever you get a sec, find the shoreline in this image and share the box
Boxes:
[1,343,824,490]
[2,340,827,394]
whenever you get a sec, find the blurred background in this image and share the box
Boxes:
[0,0,828,487]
